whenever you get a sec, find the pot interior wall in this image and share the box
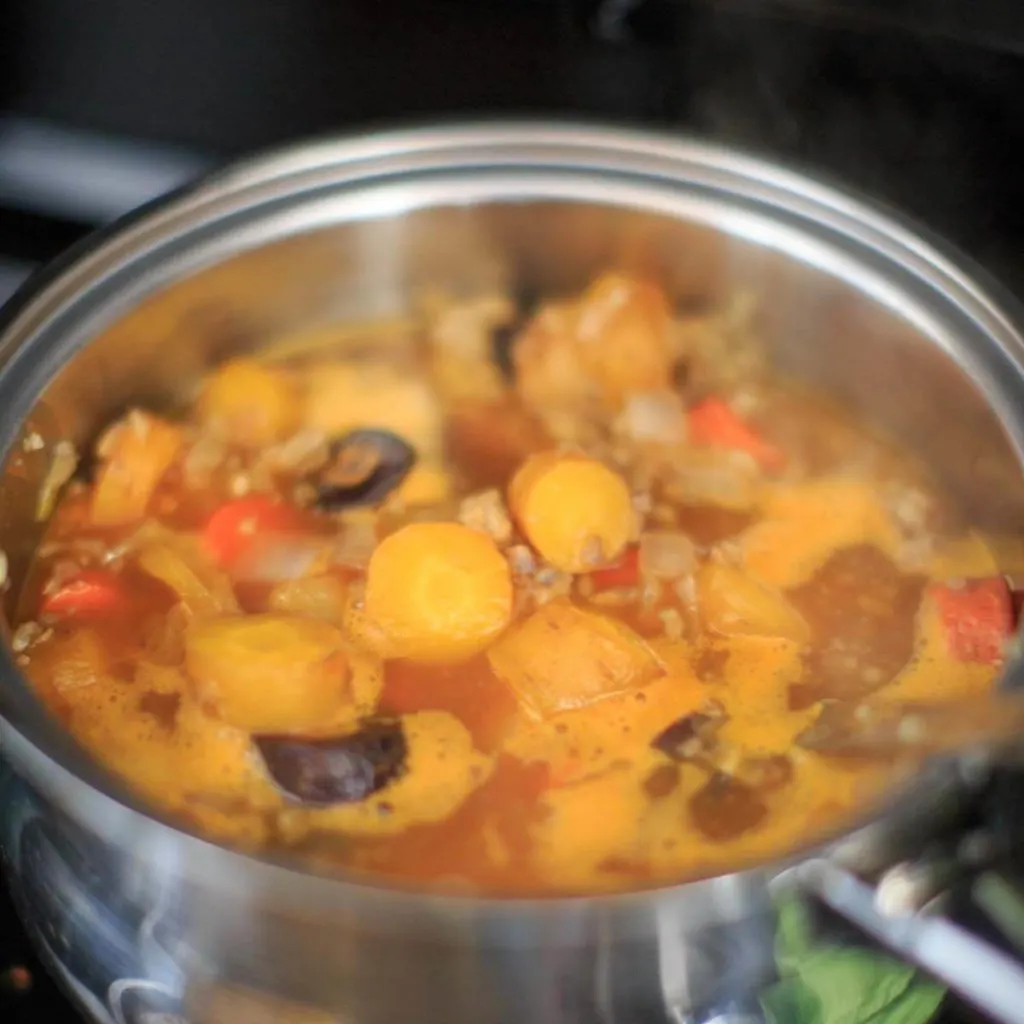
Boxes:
[2,195,1022,625]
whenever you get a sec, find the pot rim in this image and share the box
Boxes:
[0,119,1020,915]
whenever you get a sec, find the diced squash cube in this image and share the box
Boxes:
[699,563,810,643]
[488,599,664,718]
[198,359,300,448]
[302,362,443,457]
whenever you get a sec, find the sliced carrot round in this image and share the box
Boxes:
[363,522,513,663]
[509,452,634,573]
[185,613,351,731]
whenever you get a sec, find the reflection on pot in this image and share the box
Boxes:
[0,764,190,1024]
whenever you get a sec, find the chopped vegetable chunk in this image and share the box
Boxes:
[41,568,126,618]
[91,410,183,525]
[588,544,640,592]
[268,573,348,623]
[688,398,784,472]
[303,362,442,456]
[202,496,308,569]
[488,599,664,718]
[930,576,1013,665]
[314,430,416,511]
[509,452,634,572]
[198,359,299,448]
[574,273,677,406]
[361,522,513,662]
[514,273,675,412]
[699,563,810,643]
[185,614,354,732]
[256,720,407,804]
[137,540,239,617]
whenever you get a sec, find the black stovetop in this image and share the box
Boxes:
[1,877,72,1024]
[3,2,1024,1021]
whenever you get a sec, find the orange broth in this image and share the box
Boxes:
[12,273,1011,895]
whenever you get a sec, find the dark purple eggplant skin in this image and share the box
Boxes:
[642,763,681,799]
[255,720,407,806]
[314,429,416,511]
[689,772,767,842]
[650,703,726,762]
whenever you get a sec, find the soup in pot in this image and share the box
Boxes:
[10,273,1017,894]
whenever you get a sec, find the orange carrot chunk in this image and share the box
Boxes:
[202,496,308,569]
[41,569,125,618]
[509,452,634,573]
[362,522,513,663]
[687,398,785,473]
[185,613,351,732]
[930,577,1014,665]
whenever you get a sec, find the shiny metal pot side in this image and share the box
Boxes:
[1,124,1023,1024]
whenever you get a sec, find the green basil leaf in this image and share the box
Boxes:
[791,948,916,1024]
[768,896,944,1024]
[761,976,824,1024]
[862,979,945,1024]
[761,957,943,1024]
[775,897,816,974]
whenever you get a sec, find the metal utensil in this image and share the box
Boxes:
[797,859,1024,1024]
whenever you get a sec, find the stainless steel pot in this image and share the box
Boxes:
[2,123,1024,1024]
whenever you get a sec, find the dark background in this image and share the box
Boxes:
[1,0,1024,287]
[1,2,1024,1021]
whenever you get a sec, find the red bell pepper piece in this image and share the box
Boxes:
[41,568,125,618]
[930,576,1015,665]
[202,496,307,568]
[587,545,640,592]
[688,398,785,472]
